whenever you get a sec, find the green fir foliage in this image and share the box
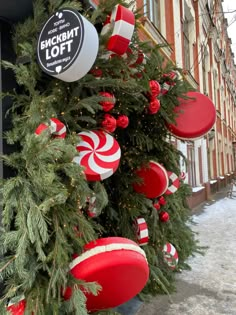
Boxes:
[0,0,199,314]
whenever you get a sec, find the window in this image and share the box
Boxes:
[144,0,160,30]
[187,143,196,187]
[183,17,191,70]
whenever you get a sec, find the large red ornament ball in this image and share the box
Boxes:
[166,91,216,140]
[159,211,169,222]
[70,237,149,312]
[163,243,179,269]
[99,92,116,112]
[74,130,121,181]
[148,99,160,114]
[133,161,168,199]
[116,115,129,128]
[7,296,26,315]
[101,114,117,133]
[148,80,161,99]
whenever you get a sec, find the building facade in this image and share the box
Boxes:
[131,0,236,207]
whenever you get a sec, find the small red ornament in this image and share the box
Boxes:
[159,196,166,205]
[62,286,73,301]
[101,114,117,133]
[153,202,161,211]
[159,211,169,222]
[148,80,161,98]
[148,99,160,114]
[116,115,129,128]
[99,92,116,112]
[7,296,26,315]
[90,67,103,78]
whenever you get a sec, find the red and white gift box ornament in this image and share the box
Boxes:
[69,237,149,312]
[7,295,26,315]
[134,217,149,246]
[73,130,121,181]
[101,4,135,55]
[165,171,180,195]
[162,242,179,269]
[35,118,66,139]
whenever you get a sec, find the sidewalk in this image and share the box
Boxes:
[116,184,231,315]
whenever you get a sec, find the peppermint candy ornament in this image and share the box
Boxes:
[74,130,121,181]
[101,4,135,55]
[165,171,180,195]
[162,243,179,269]
[134,217,149,246]
[7,295,26,315]
[35,118,66,139]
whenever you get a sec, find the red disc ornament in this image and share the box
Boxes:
[133,161,168,199]
[101,5,135,55]
[70,237,149,312]
[166,91,216,140]
[165,171,180,195]
[7,296,26,315]
[134,217,149,246]
[163,243,179,269]
[74,130,121,181]
[35,118,66,139]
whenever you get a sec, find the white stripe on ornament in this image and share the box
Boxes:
[96,149,121,162]
[113,20,134,39]
[69,243,147,270]
[97,133,114,152]
[88,154,113,175]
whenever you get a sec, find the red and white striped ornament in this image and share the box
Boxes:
[74,130,121,181]
[7,295,26,315]
[86,196,99,218]
[161,71,178,95]
[35,118,66,139]
[162,242,179,269]
[134,217,149,246]
[101,4,135,55]
[165,171,180,195]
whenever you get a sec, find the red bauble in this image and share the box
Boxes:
[62,286,73,301]
[101,114,117,132]
[159,211,169,222]
[99,92,116,112]
[153,202,161,211]
[148,80,161,98]
[159,196,167,205]
[116,115,129,128]
[148,99,160,114]
[90,68,103,78]
[7,297,26,315]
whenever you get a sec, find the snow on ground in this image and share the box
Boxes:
[167,197,236,315]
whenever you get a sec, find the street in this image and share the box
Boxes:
[136,195,236,315]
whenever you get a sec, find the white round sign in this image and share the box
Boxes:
[37,8,99,82]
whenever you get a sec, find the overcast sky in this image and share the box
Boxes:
[222,0,236,62]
